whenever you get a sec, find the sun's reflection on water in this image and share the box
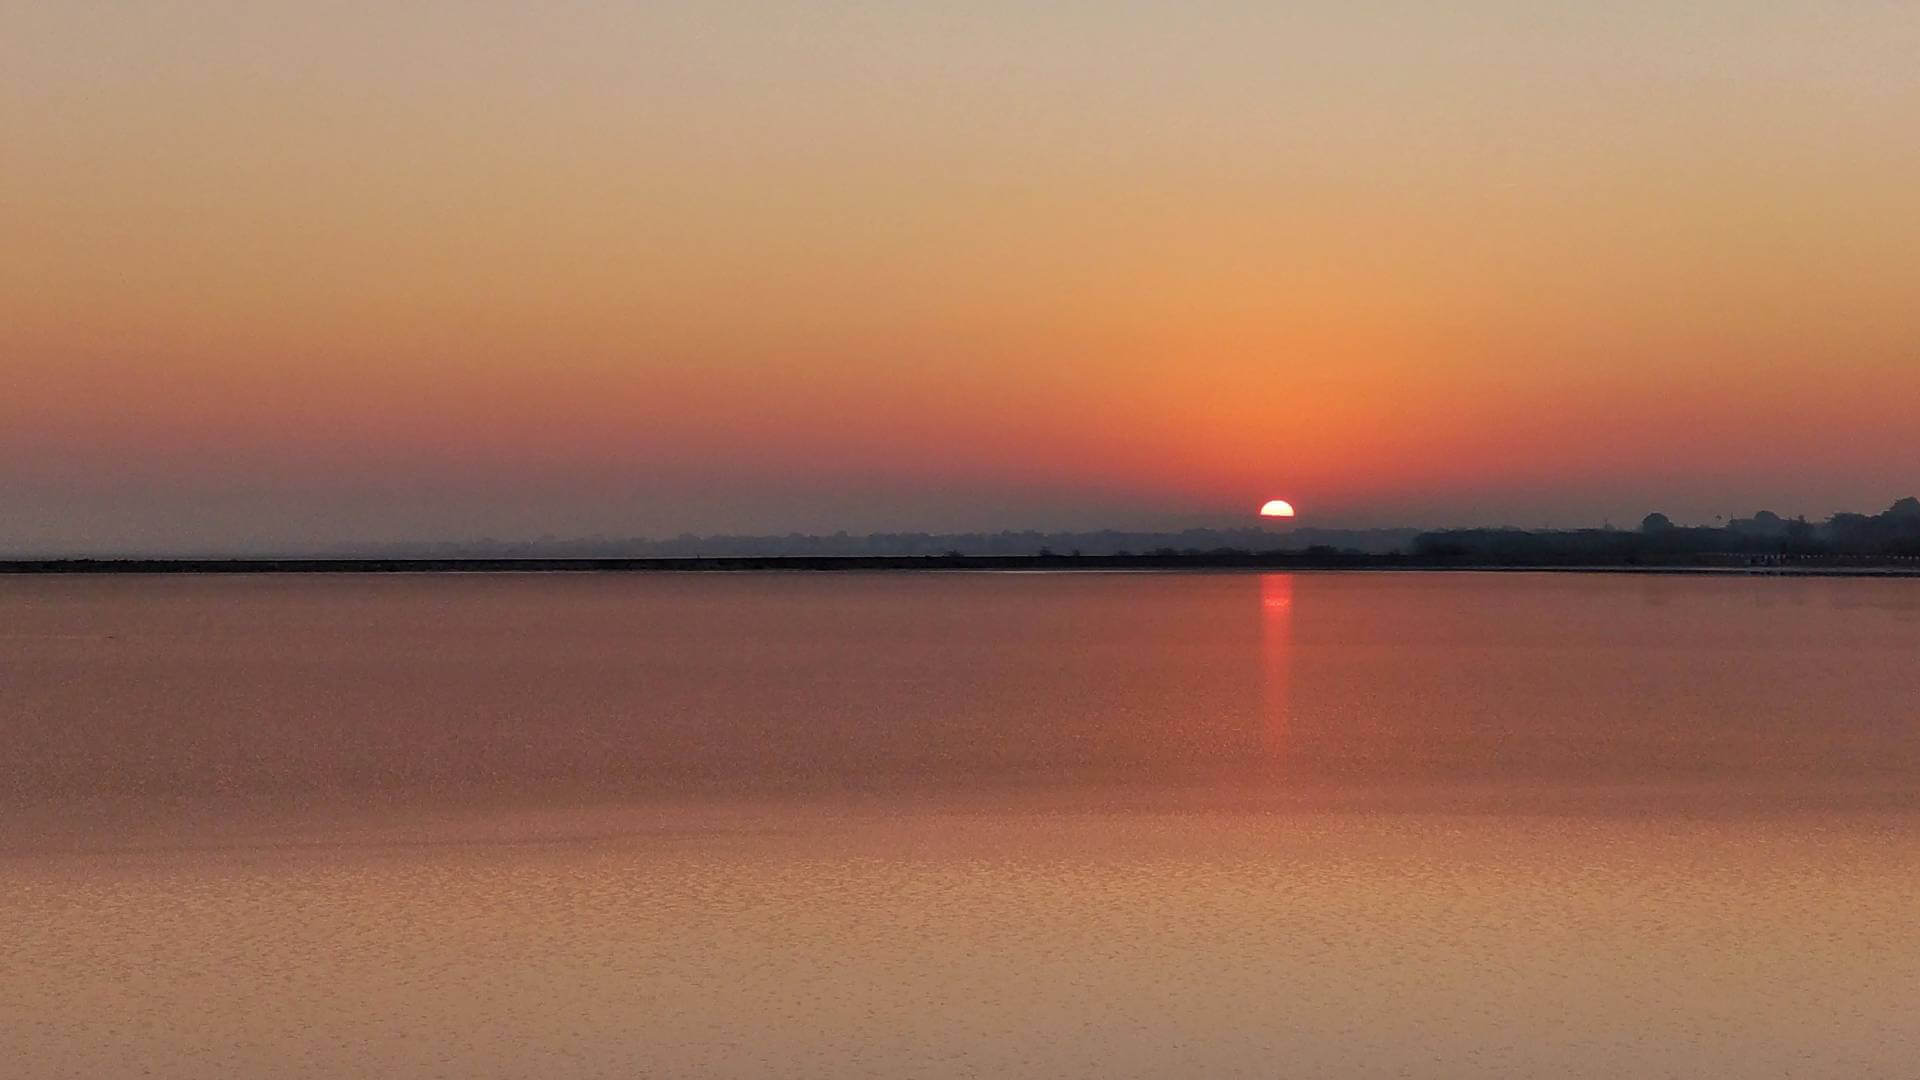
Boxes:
[1259,573,1293,769]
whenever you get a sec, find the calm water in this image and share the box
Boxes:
[5,572,1918,1077]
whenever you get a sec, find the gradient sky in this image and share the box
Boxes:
[5,1,1918,552]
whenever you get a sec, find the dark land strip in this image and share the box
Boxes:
[6,553,1920,575]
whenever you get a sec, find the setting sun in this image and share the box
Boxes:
[1260,500,1296,518]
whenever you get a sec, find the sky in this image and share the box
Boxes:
[4,1,1918,553]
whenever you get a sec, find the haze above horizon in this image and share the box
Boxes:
[6,2,1917,552]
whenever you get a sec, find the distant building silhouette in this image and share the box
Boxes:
[1421,497,1920,561]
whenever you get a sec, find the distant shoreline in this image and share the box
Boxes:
[5,553,1920,576]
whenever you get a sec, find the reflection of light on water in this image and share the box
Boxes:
[1262,578,1293,612]
[1260,574,1293,766]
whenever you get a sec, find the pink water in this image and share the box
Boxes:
[5,572,1917,1077]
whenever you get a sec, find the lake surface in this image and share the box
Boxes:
[5,572,1918,1077]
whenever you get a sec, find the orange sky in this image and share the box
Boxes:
[4,2,1918,551]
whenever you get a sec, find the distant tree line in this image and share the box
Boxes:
[352,526,1420,560]
[1415,497,1920,560]
[285,497,1920,565]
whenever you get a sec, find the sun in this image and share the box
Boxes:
[1259,499,1296,518]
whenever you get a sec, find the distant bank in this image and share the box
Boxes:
[5,553,1919,576]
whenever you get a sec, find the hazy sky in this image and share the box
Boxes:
[5,1,1917,552]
